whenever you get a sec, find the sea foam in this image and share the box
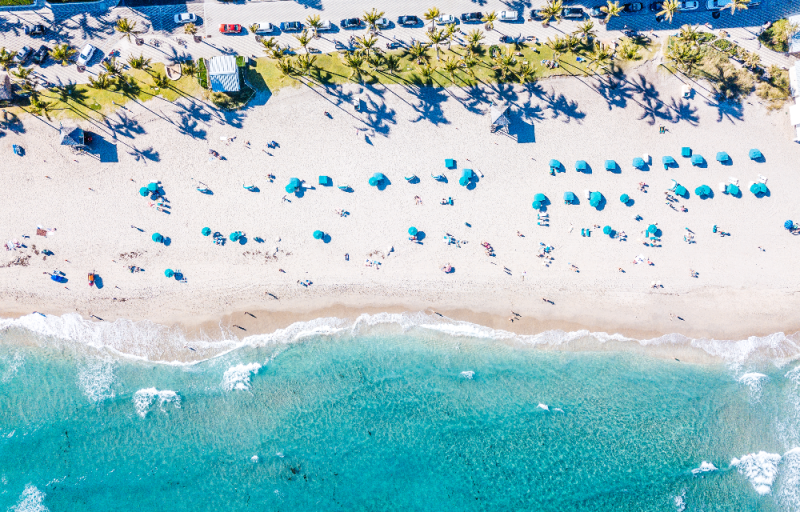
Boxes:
[77,358,115,403]
[133,388,181,418]
[9,484,49,512]
[738,372,769,401]
[731,451,782,495]
[691,461,717,475]
[222,363,262,391]
[1,352,24,383]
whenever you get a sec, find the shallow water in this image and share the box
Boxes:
[1,317,799,511]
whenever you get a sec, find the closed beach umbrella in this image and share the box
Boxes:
[549,159,560,169]
[647,224,657,234]
[575,160,587,172]
[691,154,704,166]
[602,225,612,235]
[164,269,174,278]
[716,151,729,162]
[589,191,602,207]
[201,227,211,236]
[564,191,575,202]
[408,226,418,236]
[604,160,616,171]
[675,185,687,197]
[620,193,630,204]
[152,233,163,243]
[229,232,239,241]
[138,187,149,197]
[632,157,645,168]
[313,230,324,240]
[147,182,158,192]
[726,184,739,195]
[785,220,794,230]
[749,149,763,160]
[662,155,676,166]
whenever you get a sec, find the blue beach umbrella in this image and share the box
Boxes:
[564,191,576,203]
[620,193,630,204]
[675,185,687,197]
[408,227,418,236]
[662,155,676,166]
[164,269,174,278]
[201,227,211,236]
[589,191,602,207]
[691,154,704,166]
[229,232,239,241]
[313,230,324,240]
[716,151,729,162]
[681,147,692,157]
[549,159,561,170]
[532,201,542,209]
[726,184,739,195]
[139,187,149,197]
[534,193,546,203]
[785,220,794,230]
[147,182,158,192]
[575,160,587,172]
[604,160,616,171]
[632,157,645,168]
[152,233,163,243]
[444,158,455,169]
[602,225,612,235]
[749,149,763,160]
[647,224,657,234]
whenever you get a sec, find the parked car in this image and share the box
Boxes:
[13,46,33,65]
[435,14,456,25]
[252,22,276,33]
[386,41,401,49]
[707,0,759,9]
[280,21,303,32]
[317,19,332,31]
[375,17,390,28]
[218,24,242,34]
[173,13,196,24]
[563,7,585,18]
[460,12,482,22]
[76,44,95,66]
[24,24,46,36]
[650,0,699,10]
[498,10,519,21]
[340,17,361,29]
[397,15,420,26]
[32,45,49,65]
[621,2,645,14]
[529,8,546,19]
[499,35,516,43]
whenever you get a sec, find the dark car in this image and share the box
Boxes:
[24,24,47,36]
[621,2,645,14]
[397,15,420,26]
[460,12,482,22]
[529,9,544,20]
[32,45,49,65]
[340,18,361,29]
[563,7,585,19]
[280,21,303,32]
[12,46,33,65]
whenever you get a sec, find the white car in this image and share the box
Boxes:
[678,1,699,10]
[435,14,456,25]
[76,44,95,66]
[252,22,276,33]
[375,17,390,28]
[498,10,519,21]
[317,19,332,31]
[173,13,197,24]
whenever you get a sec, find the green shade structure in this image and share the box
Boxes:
[575,160,587,172]
[549,159,561,170]
[151,233,163,243]
[444,158,455,169]
[138,187,149,197]
[647,224,657,234]
[532,201,542,209]
[681,147,692,157]
[201,227,211,236]
[319,175,331,186]
[602,225,612,235]
[313,230,324,240]
[695,185,712,197]
[164,269,174,278]
[408,227,418,236]
[147,182,158,192]
[534,193,547,203]
[726,184,740,195]
[229,232,239,241]
[620,193,630,204]
[716,151,729,162]
[749,149,763,160]
[662,155,676,166]
[589,191,602,207]
[604,160,616,171]
[675,185,687,197]
[691,154,704,166]
[564,191,576,203]
[632,157,645,168]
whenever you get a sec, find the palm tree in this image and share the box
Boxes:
[261,37,278,55]
[270,47,287,60]
[539,0,564,26]
[492,49,515,80]
[727,0,749,15]
[249,23,260,35]
[115,18,139,42]
[117,75,140,97]
[481,11,497,31]
[419,63,436,83]
[89,72,115,90]
[296,54,317,76]
[29,96,51,118]
[0,48,17,71]
[427,29,446,60]
[407,41,429,65]
[459,55,478,79]
[102,57,122,76]
[590,42,614,70]
[563,35,580,56]
[11,66,34,90]
[600,1,623,25]
[665,41,701,73]
[295,30,312,54]
[676,24,700,45]
[743,50,761,69]
[423,7,441,30]
[54,82,79,102]
[182,60,196,77]
[546,36,568,60]
[50,44,75,66]
[342,52,364,81]
[444,23,459,50]
[362,8,385,32]
[383,54,401,75]
[275,58,295,80]
[306,14,322,38]
[151,72,169,89]
[127,54,151,71]
[573,21,597,44]
[466,29,485,54]
[184,23,197,35]
[442,56,459,83]
[355,34,378,60]
[658,0,680,23]
[517,63,536,83]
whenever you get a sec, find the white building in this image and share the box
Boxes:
[207,55,241,93]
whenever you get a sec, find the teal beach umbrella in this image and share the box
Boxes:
[164,269,174,278]
[147,182,158,192]
[589,191,602,207]
[201,227,211,236]
[632,157,645,168]
[647,224,657,234]
[229,232,239,241]
[602,225,612,235]
[152,233,163,243]
[139,187,149,197]
[408,227,418,236]
[620,193,630,204]
[313,230,324,240]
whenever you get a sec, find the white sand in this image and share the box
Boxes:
[1,60,799,341]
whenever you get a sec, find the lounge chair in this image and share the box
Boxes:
[718,182,726,193]
[728,177,739,185]
[404,175,417,182]
[584,189,590,199]
[758,174,768,184]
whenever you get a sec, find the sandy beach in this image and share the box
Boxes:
[1,59,800,348]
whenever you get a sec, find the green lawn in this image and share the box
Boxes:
[0,0,33,5]
[758,19,798,53]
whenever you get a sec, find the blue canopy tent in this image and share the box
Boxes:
[444,158,456,169]
[285,177,301,193]
[716,151,729,163]
[575,160,587,172]
[201,227,211,236]
[602,225,612,235]
[459,169,474,186]
[691,154,704,166]
[408,227,418,236]
[164,269,174,278]
[620,193,630,204]
[749,149,763,160]
[726,184,739,195]
[589,191,603,208]
[564,191,576,204]
[604,160,616,171]
[632,157,645,169]
[152,233,163,243]
[313,230,324,240]
[549,159,561,171]
[681,147,692,157]
[662,155,676,169]
[319,176,331,186]
[139,187,149,197]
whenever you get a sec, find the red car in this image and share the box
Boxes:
[218,24,242,34]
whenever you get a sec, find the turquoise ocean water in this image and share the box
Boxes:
[1,313,800,511]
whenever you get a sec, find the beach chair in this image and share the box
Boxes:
[758,175,768,184]
[404,175,417,182]
[718,182,727,193]
[668,179,677,192]
[584,189,590,199]
[728,177,739,186]
[338,184,351,191]
[12,145,23,156]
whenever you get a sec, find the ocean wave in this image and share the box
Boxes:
[778,448,800,511]
[460,371,475,379]
[133,388,181,418]
[673,490,686,512]
[691,461,717,475]
[9,484,49,512]
[1,312,799,366]
[737,372,769,402]
[77,358,115,403]
[1,351,24,383]
[731,451,782,495]
[222,363,262,391]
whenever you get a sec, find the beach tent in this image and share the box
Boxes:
[681,147,692,157]
[691,154,704,166]
[138,187,148,197]
[604,160,616,171]
[589,191,603,207]
[0,72,11,102]
[549,159,561,171]
[408,227,418,236]
[662,155,676,169]
[490,101,510,133]
[575,160,587,172]
[785,220,795,230]
[285,177,300,193]
[602,225,612,235]
[164,269,174,278]
[444,158,456,169]
[647,224,657,234]
[152,233,163,243]
[207,55,240,93]
[726,184,740,195]
[716,151,729,163]
[202,227,211,236]
[319,175,331,186]
[564,191,576,203]
[675,184,687,197]
[620,193,630,204]
[632,157,645,169]
[749,149,763,160]
[313,230,324,240]
[58,124,85,147]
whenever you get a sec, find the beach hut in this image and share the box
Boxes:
[164,269,174,278]
[749,149,763,160]
[589,191,603,208]
[632,157,645,169]
[207,55,240,93]
[285,177,301,193]
[0,72,11,102]
[691,154,704,166]
[549,159,561,172]
[319,175,331,186]
[662,155,676,169]
[138,187,148,197]
[444,158,456,169]
[716,151,729,163]
[490,101,510,133]
[564,191,576,204]
[575,160,587,172]
[202,227,211,236]
[604,160,616,171]
[681,147,692,157]
[313,230,324,240]
[152,233,163,243]
[620,193,630,204]
[58,123,85,148]
[726,183,740,195]
[602,225,612,235]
